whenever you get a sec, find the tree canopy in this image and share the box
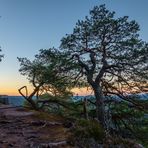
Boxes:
[18,48,80,109]
[61,4,148,128]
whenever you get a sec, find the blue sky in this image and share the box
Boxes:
[0,0,148,95]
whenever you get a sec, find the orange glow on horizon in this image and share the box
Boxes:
[0,79,34,96]
[71,87,93,96]
[1,85,147,97]
[0,86,93,96]
[0,85,21,96]
[0,86,34,96]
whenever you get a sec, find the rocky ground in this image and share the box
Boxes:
[0,104,74,148]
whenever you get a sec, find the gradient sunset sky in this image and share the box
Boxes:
[0,0,148,96]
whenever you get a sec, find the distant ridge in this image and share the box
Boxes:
[1,93,147,107]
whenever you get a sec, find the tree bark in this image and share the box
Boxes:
[83,98,88,120]
[93,84,106,128]
[18,85,42,110]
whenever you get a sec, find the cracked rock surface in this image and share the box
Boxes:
[0,105,73,148]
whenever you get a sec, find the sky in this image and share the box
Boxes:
[0,0,148,96]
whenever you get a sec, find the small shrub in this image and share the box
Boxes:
[69,119,105,147]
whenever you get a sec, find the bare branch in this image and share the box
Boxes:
[18,86,28,99]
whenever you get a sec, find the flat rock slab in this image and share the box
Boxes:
[0,105,73,148]
[0,106,35,117]
[0,104,13,109]
[0,108,34,117]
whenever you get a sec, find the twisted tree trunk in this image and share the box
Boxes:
[93,84,106,128]
[18,84,43,110]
